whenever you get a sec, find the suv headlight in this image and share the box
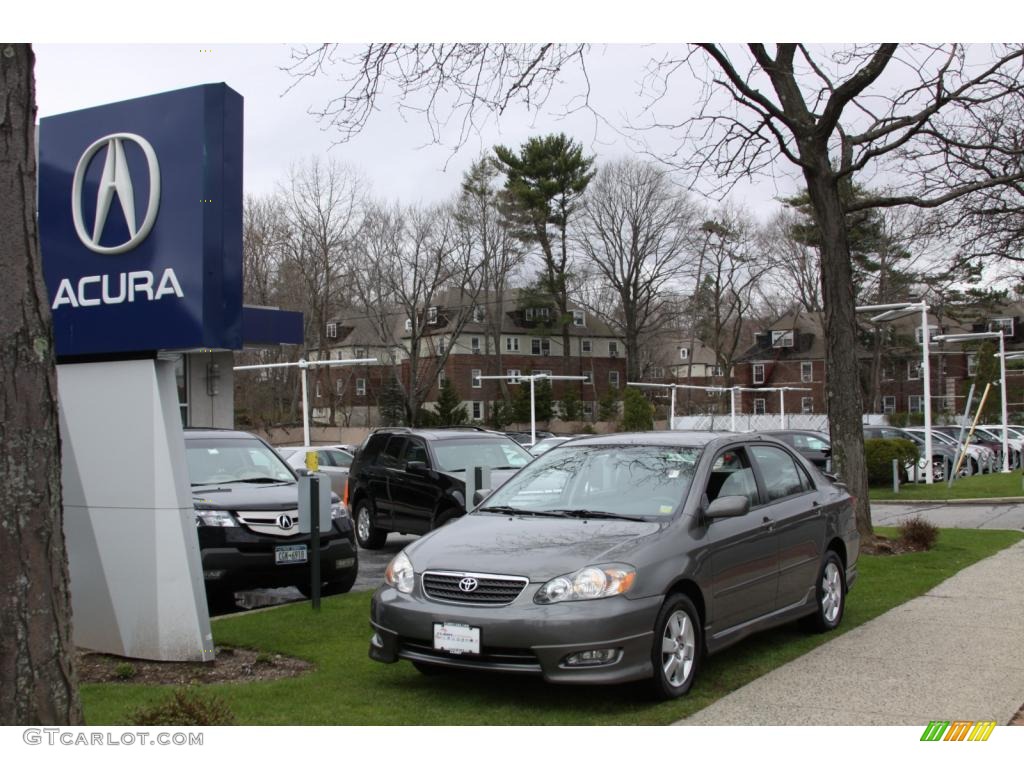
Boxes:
[194,509,238,528]
[535,564,636,604]
[331,502,350,522]
[384,551,415,594]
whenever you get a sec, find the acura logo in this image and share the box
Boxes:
[276,514,294,530]
[458,577,479,593]
[71,133,161,254]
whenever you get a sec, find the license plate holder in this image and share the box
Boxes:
[274,544,308,565]
[433,622,481,655]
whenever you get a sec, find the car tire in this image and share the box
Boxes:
[355,499,387,550]
[205,586,236,614]
[648,594,702,700]
[805,550,846,633]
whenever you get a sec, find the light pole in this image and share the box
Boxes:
[478,373,587,445]
[934,330,1009,473]
[234,357,378,447]
[858,302,934,483]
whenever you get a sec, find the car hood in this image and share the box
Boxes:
[191,482,337,511]
[404,512,663,581]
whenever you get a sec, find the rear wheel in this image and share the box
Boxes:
[648,594,702,700]
[355,499,387,549]
[805,550,846,633]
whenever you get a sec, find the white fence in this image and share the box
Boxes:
[670,414,830,432]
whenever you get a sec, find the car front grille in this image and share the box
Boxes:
[421,570,529,605]
[235,510,300,537]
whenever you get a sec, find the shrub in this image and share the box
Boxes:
[130,687,237,726]
[888,411,909,428]
[114,663,137,681]
[864,438,919,485]
[897,516,939,551]
[621,387,654,431]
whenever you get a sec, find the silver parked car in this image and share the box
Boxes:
[369,431,859,699]
[277,445,354,496]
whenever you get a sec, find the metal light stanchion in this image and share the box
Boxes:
[478,373,587,445]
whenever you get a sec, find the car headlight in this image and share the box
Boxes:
[331,502,350,522]
[194,509,237,528]
[384,551,415,594]
[535,564,636,604]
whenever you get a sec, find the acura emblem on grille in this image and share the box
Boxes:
[277,514,294,530]
[458,577,479,593]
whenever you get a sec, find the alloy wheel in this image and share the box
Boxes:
[821,561,842,624]
[661,610,696,687]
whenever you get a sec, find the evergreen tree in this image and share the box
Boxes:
[970,341,1001,421]
[488,399,513,430]
[559,386,583,422]
[432,377,468,426]
[378,375,407,426]
[533,377,554,422]
[621,388,654,431]
[511,381,532,424]
[598,386,620,423]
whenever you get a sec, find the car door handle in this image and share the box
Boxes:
[761,516,774,529]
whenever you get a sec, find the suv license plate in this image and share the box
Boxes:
[275,544,308,564]
[433,622,480,655]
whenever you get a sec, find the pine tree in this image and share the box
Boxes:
[378,376,407,426]
[432,378,468,426]
[533,377,554,422]
[621,387,654,431]
[488,399,513,430]
[971,341,1001,421]
[559,386,583,421]
[598,386,620,423]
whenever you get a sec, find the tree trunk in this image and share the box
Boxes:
[0,43,83,725]
[804,164,873,541]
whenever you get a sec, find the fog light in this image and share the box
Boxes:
[335,558,355,569]
[370,633,383,649]
[203,570,226,580]
[563,648,619,667]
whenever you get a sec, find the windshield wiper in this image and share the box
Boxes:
[549,509,648,522]
[478,505,567,517]
[224,477,293,484]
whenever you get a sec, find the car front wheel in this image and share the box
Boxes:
[649,594,702,700]
[355,500,387,549]
[806,550,846,632]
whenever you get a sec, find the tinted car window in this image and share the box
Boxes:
[481,445,701,518]
[750,445,808,501]
[186,437,295,485]
[404,440,429,465]
[381,436,408,469]
[361,434,389,465]
[432,439,532,472]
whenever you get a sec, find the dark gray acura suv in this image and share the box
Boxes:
[369,431,858,699]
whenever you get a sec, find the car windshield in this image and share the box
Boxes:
[432,438,533,472]
[478,444,701,519]
[186,437,296,485]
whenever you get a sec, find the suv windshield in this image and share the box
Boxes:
[432,438,532,472]
[186,437,296,485]
[479,444,701,519]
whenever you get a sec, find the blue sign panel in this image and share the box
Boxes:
[39,84,243,357]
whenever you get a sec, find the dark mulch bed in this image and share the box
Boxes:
[1011,704,1024,726]
[861,535,924,556]
[76,646,312,685]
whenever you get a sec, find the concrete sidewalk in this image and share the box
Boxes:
[872,501,1024,531]
[678,540,1024,726]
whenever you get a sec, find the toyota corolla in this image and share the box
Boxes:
[369,432,858,699]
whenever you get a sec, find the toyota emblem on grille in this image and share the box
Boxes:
[458,577,479,593]
[277,514,294,530]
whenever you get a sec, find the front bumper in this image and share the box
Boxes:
[201,535,357,590]
[369,584,662,685]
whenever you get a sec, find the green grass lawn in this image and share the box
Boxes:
[870,469,1024,501]
[80,528,1023,726]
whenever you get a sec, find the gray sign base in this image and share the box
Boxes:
[57,359,214,662]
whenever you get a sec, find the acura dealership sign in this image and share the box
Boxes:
[39,84,243,356]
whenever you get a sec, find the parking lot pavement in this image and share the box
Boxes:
[872,501,1024,531]
[215,535,417,617]
[678,539,1024,725]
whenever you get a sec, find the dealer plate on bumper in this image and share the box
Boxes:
[433,622,480,655]
[274,544,307,564]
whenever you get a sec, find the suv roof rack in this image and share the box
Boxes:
[429,425,491,432]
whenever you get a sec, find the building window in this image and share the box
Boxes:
[438,370,446,387]
[882,395,896,415]
[336,379,344,395]
[437,337,447,356]
[711,365,723,377]
[915,325,939,344]
[581,339,592,354]
[525,308,535,320]
[507,369,521,384]
[505,336,520,352]
[881,363,894,381]
[753,363,765,384]
[472,305,485,323]
[531,338,551,356]
[753,398,766,415]
[572,309,585,327]
[967,352,978,377]
[404,318,413,331]
[609,341,619,358]
[356,378,366,396]
[315,381,322,398]
[427,306,439,324]
[354,346,367,359]
[471,369,482,389]
[472,401,483,420]
[800,361,813,383]
[909,394,924,413]
[989,317,1014,335]
[908,360,921,380]
[771,330,794,348]
[584,370,593,384]
[651,367,665,379]
[801,397,813,414]
[583,402,594,418]
[470,336,481,354]
[609,370,620,388]
[679,347,689,360]
[326,322,337,339]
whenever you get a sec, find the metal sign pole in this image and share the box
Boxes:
[310,473,321,611]
[300,360,311,448]
[530,376,537,446]
[669,385,676,430]
[730,387,737,433]
[1000,330,1009,472]
[779,390,785,430]
[920,303,934,485]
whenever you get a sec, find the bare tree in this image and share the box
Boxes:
[760,209,823,314]
[575,157,697,380]
[0,43,82,725]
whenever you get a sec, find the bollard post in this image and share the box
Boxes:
[892,458,900,494]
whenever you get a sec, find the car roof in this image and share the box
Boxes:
[184,428,265,441]
[558,430,775,448]
[371,428,515,442]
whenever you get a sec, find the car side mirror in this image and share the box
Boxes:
[405,460,429,475]
[704,495,750,519]
[472,488,491,507]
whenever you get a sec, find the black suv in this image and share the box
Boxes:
[185,429,358,608]
[347,427,533,549]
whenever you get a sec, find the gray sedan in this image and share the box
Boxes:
[278,445,353,496]
[369,431,858,699]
